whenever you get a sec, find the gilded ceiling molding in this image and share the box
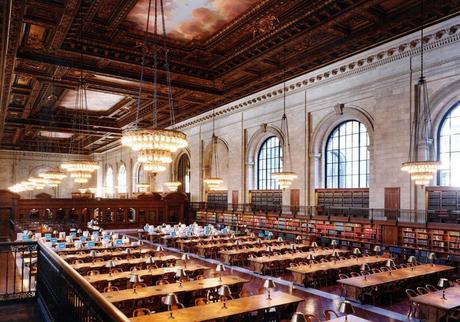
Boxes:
[176,22,460,130]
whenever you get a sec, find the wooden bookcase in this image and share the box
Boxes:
[249,190,282,212]
[206,191,228,209]
[426,187,460,211]
[316,188,369,208]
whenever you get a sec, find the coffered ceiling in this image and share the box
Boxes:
[0,0,459,153]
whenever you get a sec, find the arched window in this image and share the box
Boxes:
[177,154,190,193]
[134,163,148,192]
[325,120,369,188]
[257,136,282,190]
[117,164,127,194]
[438,102,460,186]
[105,167,114,197]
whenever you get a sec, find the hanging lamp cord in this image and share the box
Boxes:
[282,47,293,172]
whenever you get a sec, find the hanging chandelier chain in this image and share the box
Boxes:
[152,0,158,129]
[134,0,153,129]
[160,0,176,128]
[420,0,424,80]
[282,46,292,171]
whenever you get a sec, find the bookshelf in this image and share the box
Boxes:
[316,188,369,208]
[207,191,228,209]
[426,187,460,211]
[250,190,282,212]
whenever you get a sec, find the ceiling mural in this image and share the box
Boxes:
[126,0,258,41]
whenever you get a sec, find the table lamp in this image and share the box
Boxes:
[129,273,142,293]
[164,293,179,319]
[218,285,232,309]
[373,245,381,257]
[307,253,315,267]
[235,240,241,246]
[437,278,449,300]
[216,263,225,281]
[290,244,296,251]
[257,238,262,244]
[250,232,255,238]
[332,249,340,264]
[290,312,307,322]
[428,252,436,266]
[407,256,416,270]
[361,264,370,280]
[156,245,164,252]
[145,256,155,272]
[339,300,355,322]
[124,248,132,255]
[89,250,98,259]
[77,229,82,235]
[105,260,116,277]
[264,278,276,300]
[331,240,338,249]
[181,253,190,268]
[386,259,395,275]
[231,233,236,239]
[277,237,283,242]
[267,246,273,256]
[296,235,302,241]
[311,242,318,250]
[175,268,186,287]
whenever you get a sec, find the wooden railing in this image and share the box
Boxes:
[36,239,129,322]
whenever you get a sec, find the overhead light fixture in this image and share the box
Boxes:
[272,47,297,189]
[122,0,187,173]
[401,0,441,185]
[204,108,224,189]
[164,181,181,192]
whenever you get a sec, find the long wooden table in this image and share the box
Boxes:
[130,291,303,322]
[412,285,460,322]
[327,315,371,322]
[104,276,248,304]
[84,264,211,285]
[61,248,155,262]
[177,236,256,251]
[71,255,178,272]
[219,243,311,265]
[288,256,388,285]
[338,264,454,302]
[54,244,137,254]
[249,249,347,274]
[196,239,281,257]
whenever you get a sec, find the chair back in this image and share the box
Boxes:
[323,310,338,320]
[132,308,151,317]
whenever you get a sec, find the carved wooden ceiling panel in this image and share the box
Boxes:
[0,0,459,153]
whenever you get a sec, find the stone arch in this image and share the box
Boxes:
[203,136,229,189]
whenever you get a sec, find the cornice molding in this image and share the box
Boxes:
[175,20,460,131]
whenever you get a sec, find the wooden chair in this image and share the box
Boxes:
[73,260,84,264]
[323,310,338,320]
[156,279,169,286]
[405,289,419,318]
[416,286,430,295]
[371,268,381,274]
[239,290,252,298]
[132,308,151,317]
[446,308,460,322]
[305,314,320,322]
[426,284,439,292]
[194,297,208,306]
[195,274,205,280]
[87,270,100,276]
[350,272,361,277]
[103,284,119,293]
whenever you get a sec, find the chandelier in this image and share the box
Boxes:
[61,160,99,184]
[122,0,187,173]
[203,109,224,190]
[400,1,441,186]
[164,181,181,192]
[39,170,66,181]
[272,48,297,189]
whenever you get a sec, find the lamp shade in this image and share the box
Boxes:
[290,244,296,250]
[181,253,190,261]
[306,254,315,260]
[257,238,262,244]
[296,235,302,241]
[331,240,338,246]
[216,263,225,272]
[277,237,283,242]
[218,285,232,297]
[361,264,370,272]
[407,256,416,264]
[386,259,395,268]
[145,256,155,265]
[156,245,164,252]
[164,293,179,306]
[123,248,132,254]
[332,250,340,258]
[89,250,98,258]
[290,312,307,322]
[339,300,355,315]
[263,278,276,290]
[428,252,436,260]
[437,278,449,289]
[105,260,116,269]
[175,268,186,278]
[311,242,318,248]
[373,245,382,252]
[267,246,273,252]
[129,273,141,284]
[353,248,362,256]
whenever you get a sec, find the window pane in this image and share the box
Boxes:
[257,136,282,189]
[325,121,369,188]
[438,103,460,186]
